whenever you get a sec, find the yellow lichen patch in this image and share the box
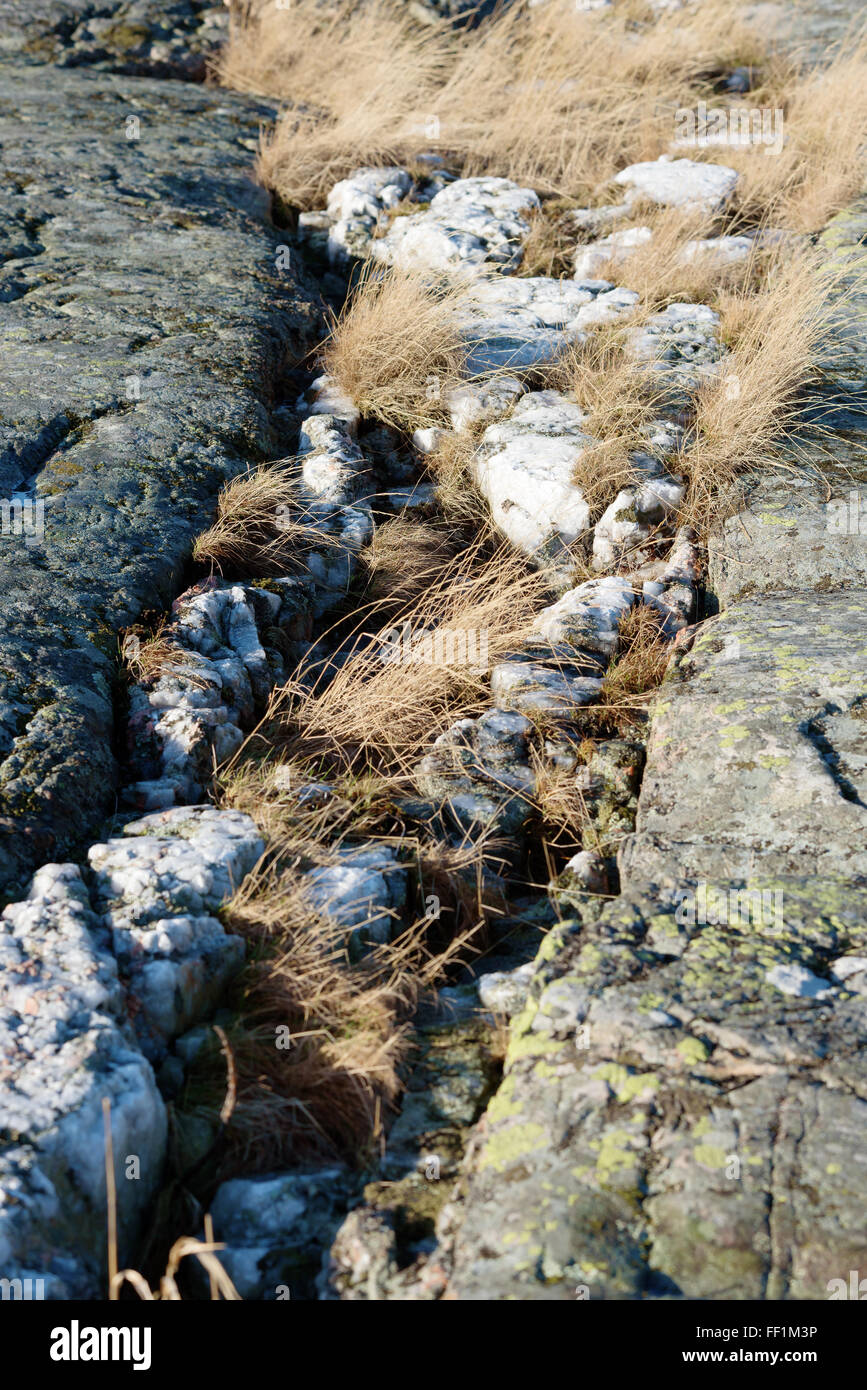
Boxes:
[719,724,751,749]
[676,1037,711,1065]
[595,1129,638,1181]
[479,1122,548,1173]
[506,1031,563,1067]
[594,1062,659,1104]
[574,943,605,975]
[693,1143,729,1169]
[486,1074,523,1125]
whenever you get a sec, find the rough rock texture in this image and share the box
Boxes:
[472,390,592,570]
[303,844,409,955]
[0,864,167,1297]
[207,1169,353,1300]
[125,576,313,810]
[627,302,724,403]
[324,166,414,268]
[0,46,321,895]
[297,413,375,614]
[533,576,635,660]
[90,803,261,919]
[0,1,227,79]
[416,707,537,841]
[372,176,540,275]
[613,156,738,213]
[624,593,867,884]
[0,801,265,1295]
[458,275,638,374]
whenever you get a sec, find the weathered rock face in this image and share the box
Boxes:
[0,1,227,80]
[458,275,638,374]
[613,156,738,214]
[0,38,322,895]
[624,593,867,885]
[3,0,865,1306]
[0,864,167,1297]
[440,875,867,1300]
[372,176,540,275]
[207,1168,354,1300]
[431,198,867,1301]
[0,805,265,1296]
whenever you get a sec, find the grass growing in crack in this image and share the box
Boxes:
[207,0,867,1194]
[679,247,843,531]
[175,808,496,1170]
[518,201,586,279]
[175,538,547,1170]
[319,265,470,433]
[589,206,764,308]
[121,621,210,691]
[584,602,672,736]
[529,750,592,856]
[220,754,508,930]
[192,463,337,579]
[545,327,669,516]
[420,429,491,530]
[360,514,465,613]
[524,604,668,855]
[267,543,548,778]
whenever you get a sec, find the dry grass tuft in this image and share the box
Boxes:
[225,1,867,236]
[595,207,762,307]
[219,753,507,919]
[193,464,332,578]
[224,1,452,208]
[422,428,490,527]
[546,327,668,514]
[582,601,671,736]
[361,514,464,610]
[111,1236,241,1302]
[518,201,584,279]
[194,870,411,1165]
[725,36,867,233]
[529,752,590,855]
[320,265,469,432]
[121,622,211,691]
[398,0,766,199]
[226,0,775,210]
[270,540,548,778]
[679,247,839,529]
[178,839,489,1168]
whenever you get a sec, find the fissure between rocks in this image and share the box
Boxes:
[3,0,867,1304]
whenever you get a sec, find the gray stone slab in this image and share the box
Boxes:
[0,60,322,893]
